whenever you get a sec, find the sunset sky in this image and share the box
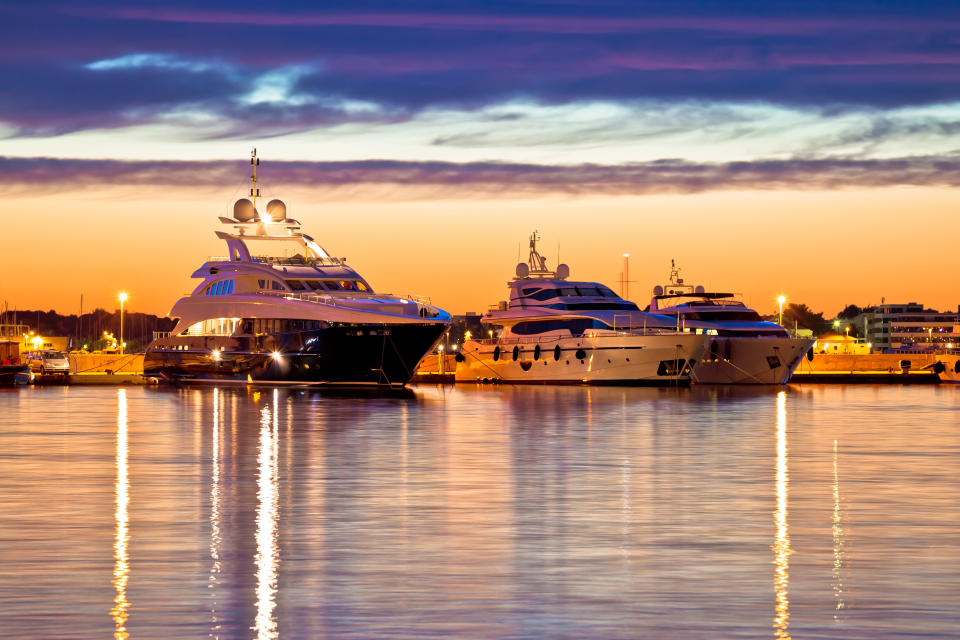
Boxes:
[3,0,960,317]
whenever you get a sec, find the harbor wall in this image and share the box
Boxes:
[795,352,938,374]
[70,353,144,374]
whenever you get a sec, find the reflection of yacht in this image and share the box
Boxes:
[646,261,814,384]
[144,150,449,387]
[455,233,709,385]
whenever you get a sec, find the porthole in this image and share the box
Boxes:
[534,345,541,360]
[575,348,586,360]
[493,346,500,361]
[512,346,519,361]
[955,360,960,374]
[554,345,561,361]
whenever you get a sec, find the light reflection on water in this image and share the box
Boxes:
[773,390,791,639]
[110,388,130,640]
[1,383,959,639]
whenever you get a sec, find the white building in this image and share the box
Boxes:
[855,303,960,351]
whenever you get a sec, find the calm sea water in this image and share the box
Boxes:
[1,383,958,639]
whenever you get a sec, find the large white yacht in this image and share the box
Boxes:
[144,151,450,387]
[454,233,710,385]
[645,261,814,384]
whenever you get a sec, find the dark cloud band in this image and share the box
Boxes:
[4,155,958,196]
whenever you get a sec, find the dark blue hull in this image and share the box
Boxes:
[144,323,445,386]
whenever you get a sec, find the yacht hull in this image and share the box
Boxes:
[690,337,814,384]
[455,333,709,385]
[936,356,960,383]
[144,323,445,387]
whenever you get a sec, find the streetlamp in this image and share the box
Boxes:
[438,343,445,375]
[777,295,786,326]
[118,292,128,355]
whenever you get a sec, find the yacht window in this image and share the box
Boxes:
[285,280,307,291]
[522,288,559,301]
[258,279,266,289]
[324,280,342,290]
[597,286,619,297]
[304,280,325,291]
[355,281,369,292]
[560,287,579,296]
[227,280,234,294]
[215,281,223,295]
[512,319,609,336]
[547,301,640,311]
[339,280,356,290]
[578,286,601,297]
[271,281,285,291]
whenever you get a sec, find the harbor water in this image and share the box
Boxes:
[1,384,958,639]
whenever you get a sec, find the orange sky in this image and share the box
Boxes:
[3,184,958,319]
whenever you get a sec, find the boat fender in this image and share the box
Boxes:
[493,346,500,361]
[554,345,561,361]
[533,345,541,360]
[806,348,814,362]
[512,346,519,361]
[575,348,586,360]
[933,361,946,374]
[455,352,465,363]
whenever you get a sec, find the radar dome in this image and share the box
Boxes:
[695,285,705,294]
[516,263,530,278]
[233,198,256,222]
[266,199,287,222]
[653,285,664,296]
[555,264,570,280]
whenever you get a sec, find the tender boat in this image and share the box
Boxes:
[144,150,450,387]
[645,261,814,384]
[455,233,710,385]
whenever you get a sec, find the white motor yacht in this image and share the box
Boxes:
[455,233,710,385]
[144,150,450,387]
[646,261,814,384]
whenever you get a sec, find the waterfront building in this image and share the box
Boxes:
[853,303,960,351]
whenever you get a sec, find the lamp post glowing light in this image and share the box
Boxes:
[118,292,128,355]
[777,295,786,326]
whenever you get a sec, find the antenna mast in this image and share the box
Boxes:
[528,231,548,273]
[250,147,260,213]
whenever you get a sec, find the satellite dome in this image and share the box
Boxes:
[555,264,570,280]
[653,285,664,296]
[266,199,287,222]
[695,285,705,294]
[516,263,530,278]
[233,198,256,222]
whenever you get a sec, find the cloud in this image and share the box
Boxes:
[4,154,959,198]
[3,0,960,143]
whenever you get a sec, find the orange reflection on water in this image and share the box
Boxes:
[832,440,845,620]
[254,390,280,640]
[773,390,791,640]
[111,389,130,639]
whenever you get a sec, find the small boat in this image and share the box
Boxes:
[0,339,27,385]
